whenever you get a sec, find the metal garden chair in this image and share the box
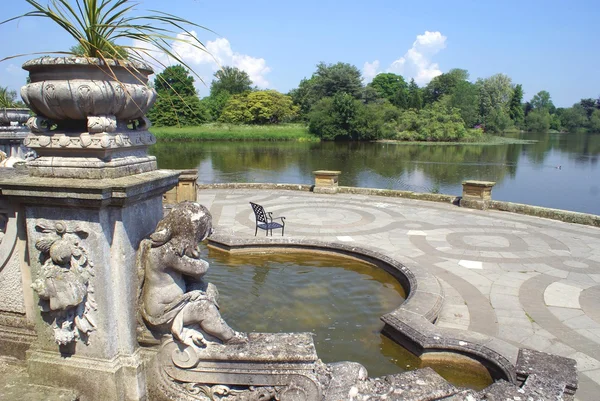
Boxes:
[250,202,286,236]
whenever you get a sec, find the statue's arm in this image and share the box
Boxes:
[168,253,210,278]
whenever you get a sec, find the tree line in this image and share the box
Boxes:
[147,63,600,141]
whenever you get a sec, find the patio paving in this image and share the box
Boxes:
[198,188,600,401]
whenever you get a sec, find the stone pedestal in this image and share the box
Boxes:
[312,170,341,194]
[0,169,179,401]
[163,169,198,205]
[460,180,496,210]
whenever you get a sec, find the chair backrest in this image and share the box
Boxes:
[250,202,268,223]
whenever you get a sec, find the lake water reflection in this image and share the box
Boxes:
[150,132,600,215]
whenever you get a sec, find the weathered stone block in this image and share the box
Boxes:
[313,170,341,194]
[460,180,496,210]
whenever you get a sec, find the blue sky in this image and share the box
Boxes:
[1,0,598,107]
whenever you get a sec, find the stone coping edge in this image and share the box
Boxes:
[196,182,600,227]
[207,234,519,383]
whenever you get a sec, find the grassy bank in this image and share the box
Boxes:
[378,134,537,146]
[151,123,318,142]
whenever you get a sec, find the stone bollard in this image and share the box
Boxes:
[163,169,198,205]
[312,170,341,194]
[460,180,496,210]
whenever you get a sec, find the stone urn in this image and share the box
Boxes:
[20,56,159,179]
[0,108,30,126]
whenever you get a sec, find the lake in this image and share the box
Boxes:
[149,131,600,215]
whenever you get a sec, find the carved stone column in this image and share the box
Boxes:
[0,168,178,400]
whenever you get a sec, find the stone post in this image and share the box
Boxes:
[163,169,198,205]
[312,170,341,194]
[459,180,496,210]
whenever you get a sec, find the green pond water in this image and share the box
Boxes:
[203,246,493,390]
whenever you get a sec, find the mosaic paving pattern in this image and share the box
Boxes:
[198,189,600,401]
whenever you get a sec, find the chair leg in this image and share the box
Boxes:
[255,225,258,236]
[281,226,284,236]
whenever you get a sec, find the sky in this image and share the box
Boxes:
[0,0,598,107]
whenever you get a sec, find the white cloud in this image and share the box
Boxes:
[388,31,446,85]
[143,32,271,94]
[362,60,380,83]
[363,31,447,86]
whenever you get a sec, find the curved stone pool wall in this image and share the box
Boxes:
[208,235,515,383]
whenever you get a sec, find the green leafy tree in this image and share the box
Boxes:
[477,73,513,132]
[200,91,231,122]
[407,79,423,110]
[393,103,476,141]
[559,105,588,132]
[439,80,479,127]
[590,109,600,132]
[289,77,317,119]
[424,68,469,104]
[526,109,551,132]
[311,62,363,99]
[508,84,524,126]
[368,73,408,107]
[290,62,363,120]
[530,90,555,113]
[210,66,253,96]
[579,98,599,119]
[308,93,397,141]
[147,65,207,126]
[219,90,298,124]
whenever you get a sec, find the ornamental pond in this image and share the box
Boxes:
[150,131,600,215]
[203,246,493,390]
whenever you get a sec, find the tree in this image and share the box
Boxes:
[530,90,555,113]
[508,84,524,126]
[154,65,197,97]
[477,74,513,132]
[0,86,26,108]
[393,103,475,142]
[308,93,397,141]
[407,79,423,110]
[311,62,363,99]
[368,73,408,107]
[219,90,298,124]
[589,109,600,132]
[290,62,363,120]
[579,98,599,119]
[440,80,479,127]
[424,68,470,104]
[200,92,230,122]
[210,66,253,97]
[559,105,587,132]
[147,65,207,126]
[526,109,551,132]
[289,77,317,119]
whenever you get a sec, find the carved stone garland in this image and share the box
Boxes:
[31,221,97,345]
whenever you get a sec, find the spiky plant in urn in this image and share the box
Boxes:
[1,0,211,179]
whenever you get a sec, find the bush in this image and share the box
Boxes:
[308,93,399,141]
[393,103,475,141]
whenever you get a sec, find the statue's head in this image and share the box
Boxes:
[149,202,213,258]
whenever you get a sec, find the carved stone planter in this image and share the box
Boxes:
[20,57,158,179]
[0,108,30,126]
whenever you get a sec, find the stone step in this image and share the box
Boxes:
[0,357,78,401]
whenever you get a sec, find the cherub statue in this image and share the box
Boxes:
[138,202,246,347]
